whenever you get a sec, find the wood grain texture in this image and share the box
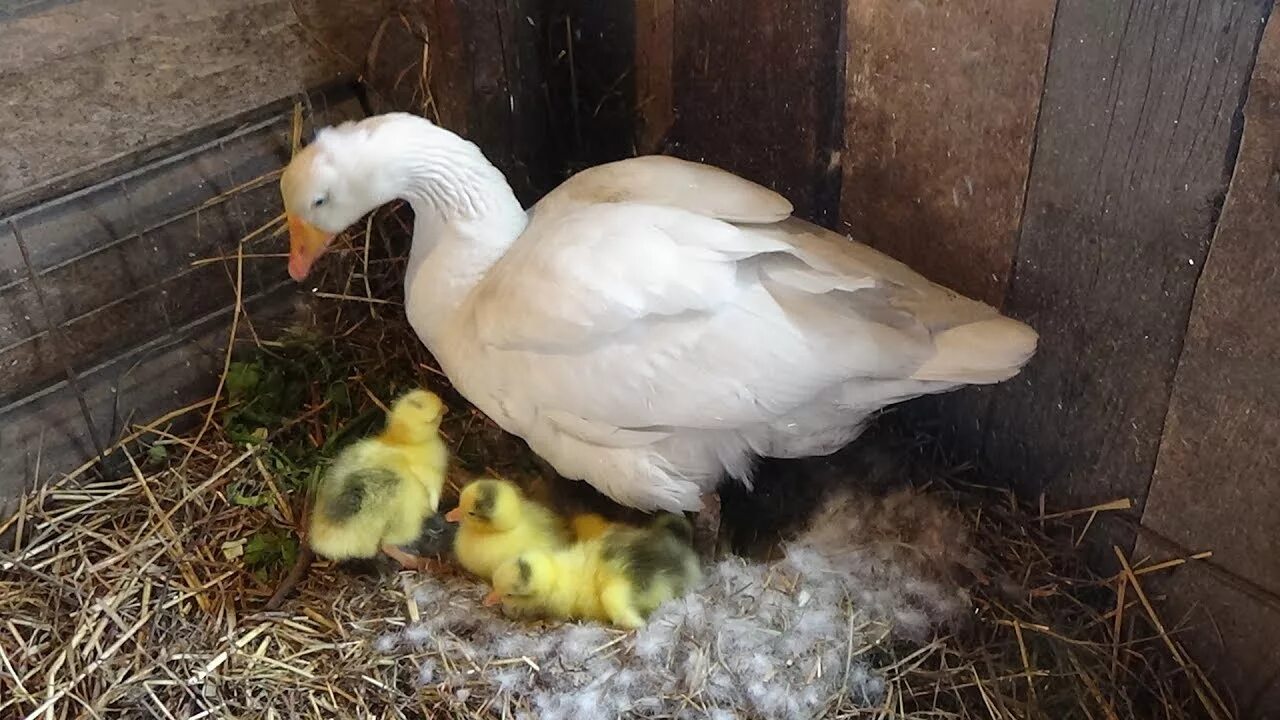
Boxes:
[543,1,637,174]
[1139,17,1280,714]
[669,0,844,225]
[841,0,1054,305]
[364,0,470,129]
[0,91,364,496]
[1144,6,1280,603]
[980,0,1272,513]
[461,0,557,203]
[0,0,391,210]
[634,0,674,155]
[0,287,295,499]
[369,0,557,205]
[0,94,364,406]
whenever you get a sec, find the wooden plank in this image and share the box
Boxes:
[367,0,557,204]
[473,0,559,202]
[840,0,1054,305]
[980,0,1273,515]
[836,0,1055,467]
[1138,17,1280,713]
[543,1,637,174]
[0,92,365,406]
[669,0,844,225]
[1143,8,1280,593]
[367,1,634,191]
[0,0,392,211]
[364,0,469,128]
[0,88,364,496]
[0,115,284,283]
[0,286,294,499]
[634,0,674,155]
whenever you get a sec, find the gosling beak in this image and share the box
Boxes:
[482,590,502,607]
[287,214,335,281]
[444,507,463,523]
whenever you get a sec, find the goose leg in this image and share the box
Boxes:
[382,543,438,572]
[692,490,723,559]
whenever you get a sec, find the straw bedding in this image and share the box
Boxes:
[0,196,1231,719]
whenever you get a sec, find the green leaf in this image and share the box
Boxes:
[243,534,271,564]
[325,383,352,413]
[242,527,301,573]
[229,489,271,508]
[280,536,299,568]
[224,362,261,400]
[147,444,169,462]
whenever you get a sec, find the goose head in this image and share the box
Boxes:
[281,114,481,281]
[281,126,376,280]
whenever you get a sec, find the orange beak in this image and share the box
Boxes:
[482,590,502,607]
[287,214,335,281]
[444,507,463,523]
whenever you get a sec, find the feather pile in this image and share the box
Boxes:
[381,486,978,719]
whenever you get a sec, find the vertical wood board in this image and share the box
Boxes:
[980,0,1272,514]
[370,0,557,204]
[542,1,638,174]
[373,1,631,192]
[634,0,675,155]
[669,0,844,225]
[1139,14,1280,714]
[1144,3,1280,604]
[840,0,1055,306]
[837,0,1054,469]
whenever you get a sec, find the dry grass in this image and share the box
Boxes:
[872,476,1228,720]
[0,120,1235,720]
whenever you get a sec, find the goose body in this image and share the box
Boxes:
[280,113,1037,513]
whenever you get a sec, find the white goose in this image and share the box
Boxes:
[280,113,1037,518]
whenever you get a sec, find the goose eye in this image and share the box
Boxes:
[312,195,327,208]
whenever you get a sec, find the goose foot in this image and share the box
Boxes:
[382,543,439,572]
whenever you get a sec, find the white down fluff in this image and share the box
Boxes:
[381,485,978,720]
[279,113,1038,512]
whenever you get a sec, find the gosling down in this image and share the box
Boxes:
[485,514,700,629]
[445,478,570,582]
[308,389,449,570]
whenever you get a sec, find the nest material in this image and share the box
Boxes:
[0,166,1233,719]
[383,485,973,720]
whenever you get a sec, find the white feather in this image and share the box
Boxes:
[290,113,1038,512]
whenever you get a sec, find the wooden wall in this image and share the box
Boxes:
[629,0,1278,712]
[1137,17,1280,715]
[0,0,393,210]
[0,0,394,500]
[668,0,844,224]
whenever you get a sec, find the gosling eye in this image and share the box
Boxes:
[312,195,328,208]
